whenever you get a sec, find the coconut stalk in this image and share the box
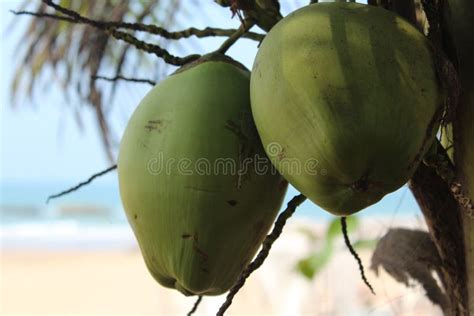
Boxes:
[443,0,474,312]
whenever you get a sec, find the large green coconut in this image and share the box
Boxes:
[250,3,444,216]
[118,54,287,296]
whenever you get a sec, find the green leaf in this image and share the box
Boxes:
[296,244,333,279]
[326,215,359,243]
[352,238,377,250]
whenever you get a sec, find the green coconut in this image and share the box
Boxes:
[250,3,444,216]
[118,54,287,296]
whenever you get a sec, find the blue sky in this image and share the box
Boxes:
[0,1,112,183]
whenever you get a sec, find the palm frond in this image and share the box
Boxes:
[11,0,190,162]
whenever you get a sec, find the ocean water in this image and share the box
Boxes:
[0,181,421,250]
[0,181,134,250]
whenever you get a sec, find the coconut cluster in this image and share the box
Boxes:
[118,3,443,295]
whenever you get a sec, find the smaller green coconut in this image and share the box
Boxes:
[250,3,445,216]
[118,53,287,296]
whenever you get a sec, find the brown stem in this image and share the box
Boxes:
[10,10,264,42]
[46,165,117,203]
[409,164,467,315]
[187,296,203,316]
[37,0,199,66]
[92,75,156,86]
[216,194,306,316]
[341,217,375,295]
[217,20,255,54]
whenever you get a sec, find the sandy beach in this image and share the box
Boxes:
[1,218,442,316]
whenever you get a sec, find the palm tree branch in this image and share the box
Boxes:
[10,10,264,41]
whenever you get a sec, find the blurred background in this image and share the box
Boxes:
[0,0,442,315]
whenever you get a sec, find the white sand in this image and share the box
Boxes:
[1,217,442,316]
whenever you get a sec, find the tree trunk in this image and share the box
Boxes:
[410,165,467,314]
[406,0,474,314]
[444,0,474,313]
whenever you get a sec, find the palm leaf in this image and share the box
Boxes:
[11,0,194,162]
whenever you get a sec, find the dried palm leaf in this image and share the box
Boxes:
[11,0,192,162]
